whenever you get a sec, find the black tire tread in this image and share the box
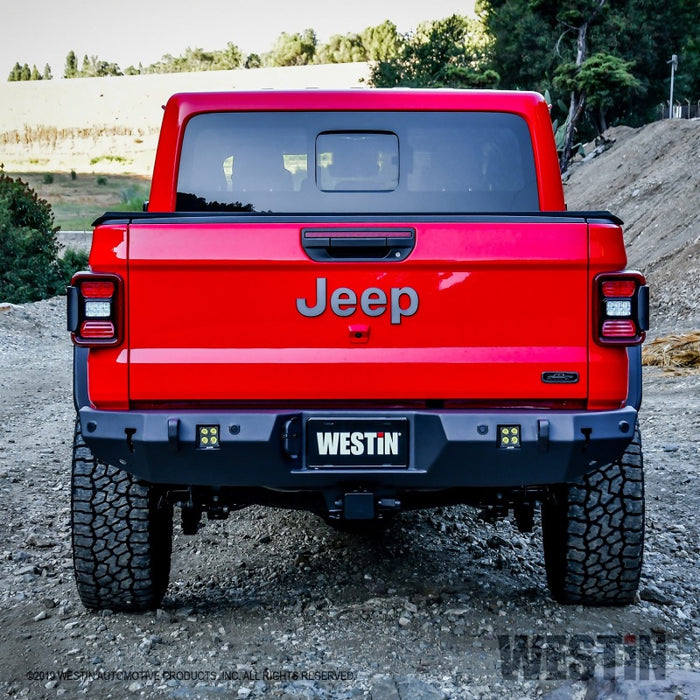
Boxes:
[542,427,644,605]
[71,419,173,611]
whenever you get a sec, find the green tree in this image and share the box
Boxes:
[675,32,700,107]
[0,171,64,303]
[146,43,243,73]
[480,0,700,156]
[265,29,317,67]
[245,53,262,69]
[361,20,401,62]
[78,55,123,77]
[476,0,555,92]
[593,0,700,118]
[8,62,22,81]
[64,50,78,78]
[8,62,49,81]
[316,33,366,64]
[555,52,641,133]
[214,42,243,70]
[552,0,608,169]
[370,15,498,89]
[175,47,216,71]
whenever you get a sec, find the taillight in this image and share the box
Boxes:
[595,272,649,346]
[67,272,123,347]
[601,280,636,298]
[80,320,116,338]
[80,280,115,298]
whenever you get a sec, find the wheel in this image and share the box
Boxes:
[541,427,644,605]
[71,418,173,611]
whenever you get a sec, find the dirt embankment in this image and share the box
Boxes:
[564,119,700,335]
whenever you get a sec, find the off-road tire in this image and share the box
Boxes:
[542,427,644,605]
[71,418,173,611]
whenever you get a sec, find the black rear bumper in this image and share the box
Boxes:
[78,405,638,491]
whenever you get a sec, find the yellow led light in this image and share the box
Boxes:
[498,425,521,449]
[197,424,221,450]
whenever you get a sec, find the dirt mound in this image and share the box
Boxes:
[564,119,700,335]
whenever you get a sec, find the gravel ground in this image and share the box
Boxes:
[1,298,699,700]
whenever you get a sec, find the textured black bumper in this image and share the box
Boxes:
[78,406,638,491]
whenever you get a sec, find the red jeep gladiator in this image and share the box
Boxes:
[67,89,649,611]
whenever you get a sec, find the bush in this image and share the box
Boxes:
[0,171,82,303]
[60,247,89,281]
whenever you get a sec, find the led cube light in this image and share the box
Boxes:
[197,425,220,450]
[498,425,521,448]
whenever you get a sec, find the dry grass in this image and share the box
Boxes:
[0,125,152,148]
[642,332,700,369]
[0,64,370,175]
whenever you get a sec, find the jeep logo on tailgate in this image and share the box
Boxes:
[296,277,419,324]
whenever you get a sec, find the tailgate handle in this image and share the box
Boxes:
[301,228,415,262]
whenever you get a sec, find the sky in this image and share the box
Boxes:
[1,0,475,78]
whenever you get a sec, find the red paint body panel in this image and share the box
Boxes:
[148,90,565,212]
[126,221,591,402]
[82,90,634,413]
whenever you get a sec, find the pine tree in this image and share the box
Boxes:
[64,50,78,78]
[8,62,22,81]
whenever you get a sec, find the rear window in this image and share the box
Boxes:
[176,111,539,213]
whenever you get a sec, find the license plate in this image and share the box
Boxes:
[306,418,409,467]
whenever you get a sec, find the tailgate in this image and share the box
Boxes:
[127,219,590,403]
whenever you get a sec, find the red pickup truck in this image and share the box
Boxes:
[67,89,648,611]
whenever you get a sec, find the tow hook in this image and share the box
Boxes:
[124,427,136,453]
